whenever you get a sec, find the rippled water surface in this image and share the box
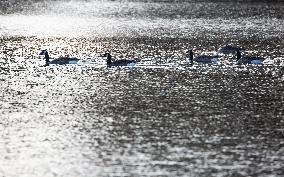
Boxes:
[1,0,284,176]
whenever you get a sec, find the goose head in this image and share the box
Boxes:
[186,49,194,63]
[39,49,47,55]
[103,52,112,65]
[39,49,50,62]
[236,50,242,61]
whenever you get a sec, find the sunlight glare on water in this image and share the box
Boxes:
[0,1,283,38]
[0,14,284,38]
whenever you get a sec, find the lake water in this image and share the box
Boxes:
[0,0,284,176]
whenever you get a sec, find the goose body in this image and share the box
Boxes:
[104,53,138,67]
[194,55,218,64]
[48,57,80,65]
[236,56,265,65]
[187,49,218,65]
[39,50,80,66]
[217,45,243,55]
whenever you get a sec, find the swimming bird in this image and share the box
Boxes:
[39,50,80,66]
[104,53,139,67]
[236,50,265,65]
[187,49,219,65]
[217,45,243,55]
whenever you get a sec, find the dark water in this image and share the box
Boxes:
[1,0,284,176]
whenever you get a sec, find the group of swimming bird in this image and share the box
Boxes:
[188,45,266,65]
[39,49,138,67]
[39,45,269,67]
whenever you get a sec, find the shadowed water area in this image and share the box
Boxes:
[0,0,284,176]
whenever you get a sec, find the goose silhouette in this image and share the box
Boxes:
[236,50,265,65]
[39,50,80,66]
[217,45,243,55]
[187,49,219,65]
[104,53,139,67]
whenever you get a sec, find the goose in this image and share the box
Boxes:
[236,50,265,65]
[217,45,243,55]
[187,49,219,65]
[104,53,139,67]
[39,50,80,66]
